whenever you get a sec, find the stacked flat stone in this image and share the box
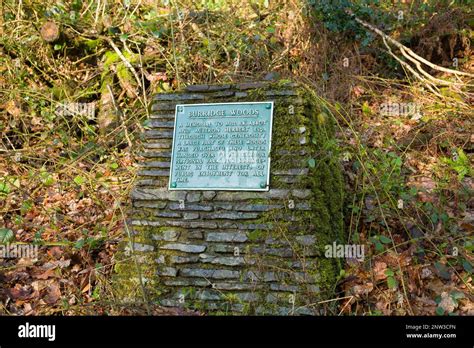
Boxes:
[115,81,344,315]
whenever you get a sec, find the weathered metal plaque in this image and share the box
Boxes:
[169,101,274,191]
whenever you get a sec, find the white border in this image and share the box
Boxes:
[168,101,274,191]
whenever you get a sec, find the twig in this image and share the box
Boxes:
[347,10,474,79]
[94,0,101,26]
[0,0,4,35]
[399,45,463,87]
[134,42,147,134]
[168,0,181,88]
[16,0,21,19]
[381,36,445,99]
[338,296,354,315]
[103,36,142,88]
[81,0,94,18]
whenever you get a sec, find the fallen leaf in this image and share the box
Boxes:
[352,282,374,296]
[352,85,365,98]
[47,246,64,259]
[5,100,21,117]
[35,268,56,280]
[42,259,71,270]
[16,257,36,267]
[43,283,61,305]
[8,284,33,300]
[373,261,388,280]
[81,283,91,293]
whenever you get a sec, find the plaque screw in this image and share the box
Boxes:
[260,183,266,188]
[171,182,177,188]
[265,104,271,109]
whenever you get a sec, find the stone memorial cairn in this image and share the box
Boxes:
[115,81,344,315]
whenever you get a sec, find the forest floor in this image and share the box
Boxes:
[0,0,472,315]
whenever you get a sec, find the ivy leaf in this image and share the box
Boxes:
[74,238,85,249]
[0,182,11,194]
[370,237,384,252]
[376,242,384,252]
[387,276,397,289]
[450,291,465,301]
[0,228,15,244]
[361,33,373,47]
[462,260,473,274]
[434,262,451,280]
[74,175,85,186]
[439,212,449,224]
[435,306,445,316]
[265,26,275,34]
[40,171,55,186]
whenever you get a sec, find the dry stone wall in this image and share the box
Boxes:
[115,81,344,315]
